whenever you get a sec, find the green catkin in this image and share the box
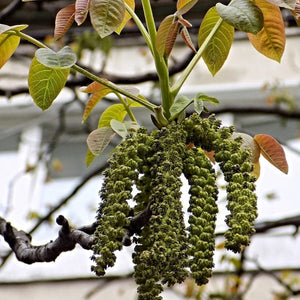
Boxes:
[133,123,188,299]
[183,147,218,285]
[92,112,259,298]
[183,113,258,253]
[92,134,143,276]
[213,130,257,252]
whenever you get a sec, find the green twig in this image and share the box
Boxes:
[14,30,158,113]
[115,92,137,122]
[171,18,223,98]
[141,0,172,119]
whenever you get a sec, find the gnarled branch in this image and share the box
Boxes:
[0,202,153,264]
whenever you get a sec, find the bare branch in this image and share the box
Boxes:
[0,201,154,264]
[0,215,94,264]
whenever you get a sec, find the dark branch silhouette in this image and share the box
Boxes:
[0,201,153,264]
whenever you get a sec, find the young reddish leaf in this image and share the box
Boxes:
[90,0,125,38]
[75,0,90,25]
[86,126,115,156]
[155,15,175,58]
[181,26,196,53]
[177,0,199,15]
[165,21,180,57]
[54,5,76,39]
[28,57,69,110]
[115,0,135,34]
[0,24,28,69]
[82,81,113,122]
[248,0,285,62]
[178,15,193,28]
[254,134,288,174]
[198,7,234,76]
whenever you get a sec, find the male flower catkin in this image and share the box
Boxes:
[183,114,258,252]
[91,134,143,276]
[183,147,218,285]
[92,113,259,298]
[133,124,188,299]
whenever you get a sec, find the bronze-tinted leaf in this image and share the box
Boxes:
[165,21,180,57]
[54,4,76,39]
[254,134,288,174]
[82,81,112,122]
[155,15,175,58]
[248,0,285,62]
[181,26,196,53]
[75,0,90,25]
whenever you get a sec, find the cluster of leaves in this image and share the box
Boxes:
[0,0,298,160]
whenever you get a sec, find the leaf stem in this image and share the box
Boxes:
[124,3,153,54]
[171,18,223,98]
[14,31,158,113]
[116,92,137,122]
[141,0,173,119]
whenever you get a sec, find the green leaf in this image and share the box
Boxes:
[198,7,234,76]
[110,119,128,138]
[0,24,28,34]
[170,95,193,118]
[28,57,69,110]
[86,126,115,156]
[35,46,77,69]
[85,149,96,166]
[216,0,264,34]
[0,24,28,69]
[194,99,203,114]
[90,0,125,38]
[195,92,219,105]
[98,103,127,127]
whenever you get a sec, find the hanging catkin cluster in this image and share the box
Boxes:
[92,113,258,299]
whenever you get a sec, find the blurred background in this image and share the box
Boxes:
[1,0,300,299]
